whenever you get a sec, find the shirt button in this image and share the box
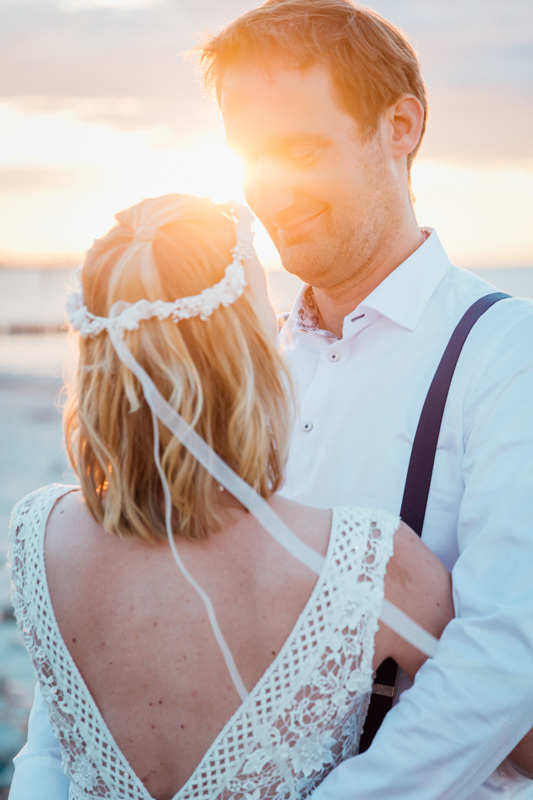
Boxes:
[302,421,313,432]
[328,352,340,362]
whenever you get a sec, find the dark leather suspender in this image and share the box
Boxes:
[358,291,510,753]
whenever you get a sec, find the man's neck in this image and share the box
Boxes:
[312,225,427,338]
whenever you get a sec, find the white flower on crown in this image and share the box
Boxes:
[66,195,254,339]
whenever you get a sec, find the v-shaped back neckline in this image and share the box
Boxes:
[38,484,339,800]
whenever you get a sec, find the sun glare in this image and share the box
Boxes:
[0,103,252,263]
[1,102,532,270]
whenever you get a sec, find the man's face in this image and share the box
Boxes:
[221,60,401,291]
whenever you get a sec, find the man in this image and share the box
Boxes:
[199,1,533,797]
[9,1,533,798]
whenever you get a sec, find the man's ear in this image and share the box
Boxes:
[383,94,425,159]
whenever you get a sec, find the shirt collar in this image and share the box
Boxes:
[296,285,337,339]
[288,229,451,338]
[356,229,450,332]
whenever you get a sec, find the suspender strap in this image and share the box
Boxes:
[400,291,510,535]
[358,291,510,753]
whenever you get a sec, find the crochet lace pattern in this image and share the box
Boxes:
[9,484,398,800]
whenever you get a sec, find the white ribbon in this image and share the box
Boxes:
[380,598,438,658]
[108,327,439,701]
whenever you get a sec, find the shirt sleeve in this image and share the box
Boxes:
[10,684,70,800]
[311,309,533,800]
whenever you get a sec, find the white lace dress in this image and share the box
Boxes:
[9,483,398,800]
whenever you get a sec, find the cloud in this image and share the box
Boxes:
[1,2,190,97]
[0,0,252,98]
[365,0,533,161]
[0,165,110,194]
[0,0,256,141]
[1,0,532,162]
[0,166,76,193]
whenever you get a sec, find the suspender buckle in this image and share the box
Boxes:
[372,683,395,698]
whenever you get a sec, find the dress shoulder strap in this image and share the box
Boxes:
[9,484,78,551]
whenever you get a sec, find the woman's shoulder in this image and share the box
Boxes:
[9,483,80,547]
[329,509,445,596]
[266,498,400,569]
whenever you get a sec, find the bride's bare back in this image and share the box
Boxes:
[45,490,453,800]
[45,491,331,799]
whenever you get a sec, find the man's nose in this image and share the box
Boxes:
[245,157,296,225]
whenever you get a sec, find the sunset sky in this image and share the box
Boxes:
[1,0,532,269]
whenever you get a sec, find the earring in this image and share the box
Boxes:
[216,483,225,493]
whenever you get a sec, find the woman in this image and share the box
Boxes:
[9,194,531,799]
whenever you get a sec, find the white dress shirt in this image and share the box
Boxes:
[278,230,533,799]
[9,231,533,799]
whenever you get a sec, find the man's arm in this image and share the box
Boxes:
[312,307,533,800]
[9,683,70,799]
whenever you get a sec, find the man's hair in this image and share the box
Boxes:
[199,0,428,169]
[64,197,293,543]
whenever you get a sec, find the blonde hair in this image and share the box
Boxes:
[64,197,293,542]
[199,0,428,170]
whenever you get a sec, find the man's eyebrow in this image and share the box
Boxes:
[226,132,329,154]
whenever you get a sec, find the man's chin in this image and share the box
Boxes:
[282,266,327,288]
[275,241,316,282]
[279,257,313,284]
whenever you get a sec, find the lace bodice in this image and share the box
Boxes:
[9,484,398,800]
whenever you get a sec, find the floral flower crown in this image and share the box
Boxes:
[66,194,255,339]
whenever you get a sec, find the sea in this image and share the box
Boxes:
[1,265,533,369]
[0,264,532,791]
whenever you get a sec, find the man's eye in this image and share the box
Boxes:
[289,147,313,158]
[286,146,321,163]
